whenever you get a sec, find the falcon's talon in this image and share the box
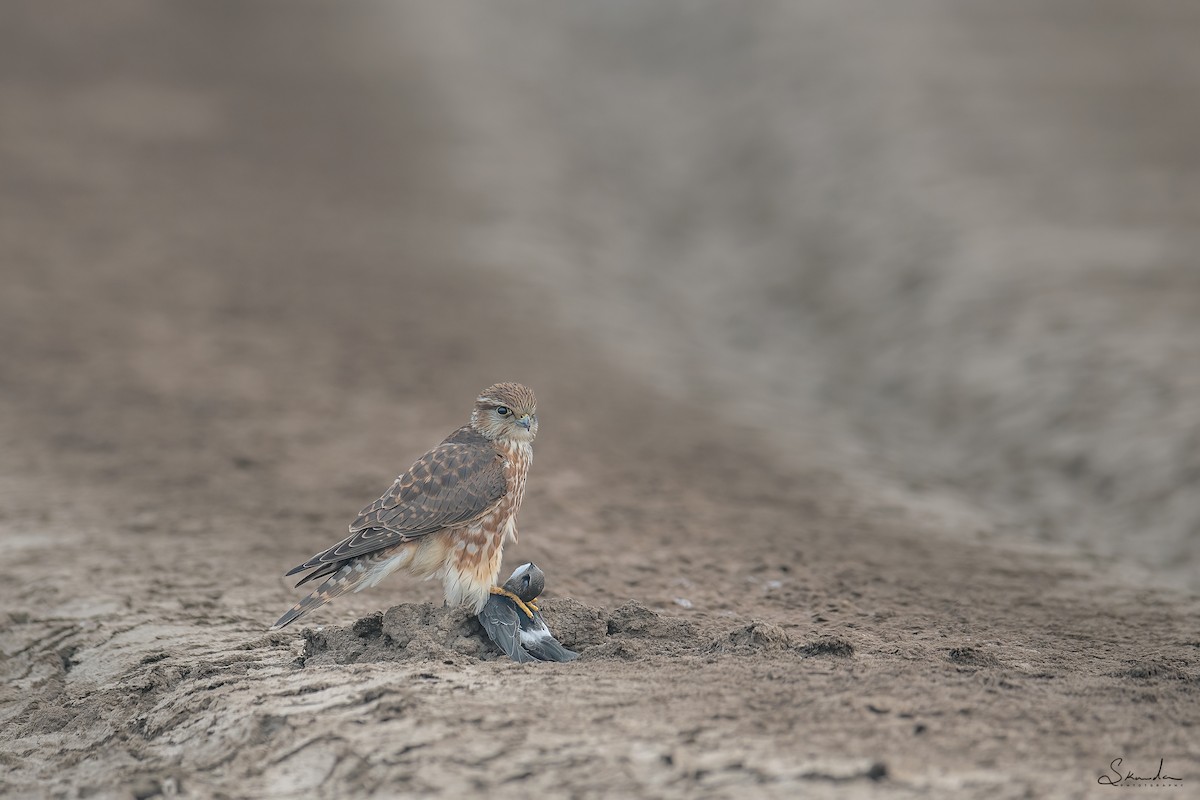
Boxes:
[490,586,536,618]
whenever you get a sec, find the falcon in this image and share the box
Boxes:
[271,382,538,629]
[478,562,578,663]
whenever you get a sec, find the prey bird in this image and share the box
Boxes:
[478,562,578,663]
[272,382,538,629]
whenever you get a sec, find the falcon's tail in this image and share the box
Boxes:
[270,562,358,630]
[271,546,414,630]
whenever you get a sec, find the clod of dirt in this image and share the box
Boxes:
[537,598,609,649]
[579,639,646,661]
[130,775,179,799]
[352,612,384,638]
[300,603,498,667]
[711,621,794,654]
[1111,661,1194,681]
[594,600,699,659]
[947,647,1000,667]
[798,635,855,658]
[382,603,497,661]
[606,600,696,639]
[707,623,855,657]
[794,758,887,782]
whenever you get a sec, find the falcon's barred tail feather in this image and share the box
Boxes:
[294,561,339,588]
[273,546,417,628]
[271,562,359,629]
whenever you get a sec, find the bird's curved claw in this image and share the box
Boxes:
[489,585,537,619]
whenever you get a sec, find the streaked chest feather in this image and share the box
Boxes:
[497,440,532,542]
[441,440,532,607]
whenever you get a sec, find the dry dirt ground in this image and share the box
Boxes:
[2,3,1199,799]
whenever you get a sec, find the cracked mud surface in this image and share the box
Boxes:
[2,2,1199,798]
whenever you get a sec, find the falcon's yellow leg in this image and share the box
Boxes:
[489,586,537,619]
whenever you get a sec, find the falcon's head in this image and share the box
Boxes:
[471,382,538,444]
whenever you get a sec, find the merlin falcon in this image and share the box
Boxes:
[272,383,538,629]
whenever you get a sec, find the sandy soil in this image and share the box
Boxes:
[1,3,1198,799]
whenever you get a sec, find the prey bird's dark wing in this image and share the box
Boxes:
[479,598,535,663]
[286,428,506,577]
[523,632,579,662]
[522,614,579,662]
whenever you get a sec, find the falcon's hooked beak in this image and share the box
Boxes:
[517,414,533,430]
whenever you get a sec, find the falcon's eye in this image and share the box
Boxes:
[496,406,510,416]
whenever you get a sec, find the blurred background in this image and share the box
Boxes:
[2,0,1199,588]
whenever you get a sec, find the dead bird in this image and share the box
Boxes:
[479,562,578,663]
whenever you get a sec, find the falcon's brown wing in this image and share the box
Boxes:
[286,429,506,578]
